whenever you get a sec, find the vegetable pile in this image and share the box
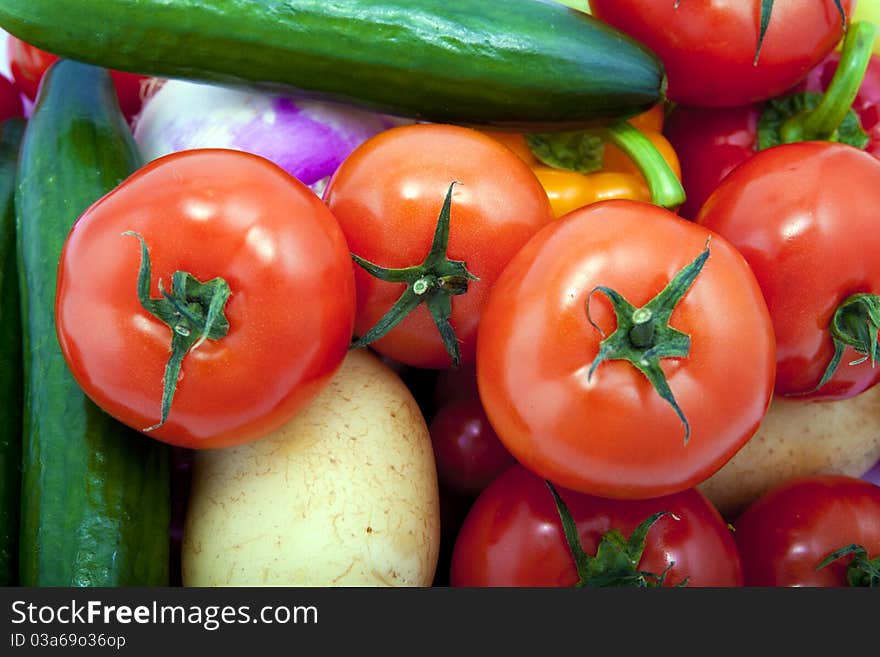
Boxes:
[0,0,879,589]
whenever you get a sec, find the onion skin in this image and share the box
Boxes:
[133,79,401,194]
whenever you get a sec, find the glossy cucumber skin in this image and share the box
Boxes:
[16,60,170,587]
[0,117,25,586]
[0,0,665,130]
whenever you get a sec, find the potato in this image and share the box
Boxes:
[182,349,440,586]
[698,385,880,520]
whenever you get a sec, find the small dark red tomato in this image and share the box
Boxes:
[734,475,880,587]
[0,73,23,122]
[429,397,516,497]
[450,464,743,587]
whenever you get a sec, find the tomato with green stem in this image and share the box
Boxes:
[55,149,356,449]
[476,199,776,500]
[734,475,880,587]
[697,141,880,399]
[590,0,853,107]
[323,123,554,370]
[450,464,743,587]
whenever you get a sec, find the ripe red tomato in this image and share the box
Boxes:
[734,475,880,586]
[323,123,554,369]
[429,397,516,498]
[697,141,880,399]
[7,34,147,121]
[0,73,23,122]
[477,200,776,500]
[450,464,743,587]
[55,149,356,449]
[590,0,853,107]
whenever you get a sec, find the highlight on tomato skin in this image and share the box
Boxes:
[449,463,743,588]
[476,199,776,501]
[54,148,357,450]
[733,474,880,587]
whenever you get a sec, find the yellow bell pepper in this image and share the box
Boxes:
[486,105,682,218]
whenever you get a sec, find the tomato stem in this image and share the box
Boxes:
[791,292,880,396]
[586,240,711,444]
[780,21,878,143]
[123,231,231,431]
[546,481,683,587]
[628,307,655,348]
[602,121,685,210]
[349,182,478,368]
[816,543,880,587]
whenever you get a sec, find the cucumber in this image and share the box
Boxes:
[0,117,25,586]
[0,0,664,130]
[16,60,170,587]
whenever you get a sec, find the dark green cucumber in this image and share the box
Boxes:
[0,0,665,130]
[0,117,25,587]
[16,60,170,586]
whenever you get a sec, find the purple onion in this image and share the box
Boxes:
[133,79,403,194]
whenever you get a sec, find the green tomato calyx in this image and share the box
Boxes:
[547,481,685,588]
[349,181,478,368]
[816,543,880,587]
[586,240,711,445]
[124,231,231,432]
[793,292,880,396]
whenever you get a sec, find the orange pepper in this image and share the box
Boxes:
[484,105,681,218]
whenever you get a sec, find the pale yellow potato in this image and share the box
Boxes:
[182,349,440,586]
[698,385,880,521]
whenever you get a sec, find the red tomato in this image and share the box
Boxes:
[429,397,516,498]
[323,123,554,369]
[590,0,853,107]
[55,149,356,449]
[476,200,776,500]
[697,141,880,399]
[450,464,743,587]
[7,34,147,121]
[0,73,23,122]
[734,475,880,586]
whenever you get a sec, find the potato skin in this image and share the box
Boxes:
[182,349,440,586]
[699,385,880,520]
